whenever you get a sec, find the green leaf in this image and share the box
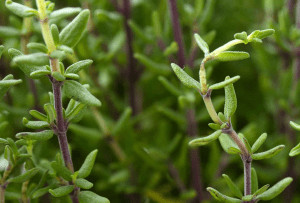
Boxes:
[8,48,46,76]
[234,31,248,43]
[247,29,275,41]
[64,80,101,106]
[23,118,50,129]
[49,185,74,198]
[222,174,243,198]
[51,24,60,45]
[51,161,73,181]
[30,69,51,79]
[224,76,237,119]
[171,63,201,90]
[112,107,132,135]
[158,76,182,96]
[251,133,267,153]
[218,133,238,154]
[163,41,178,56]
[0,138,8,144]
[66,102,86,122]
[207,187,241,203]
[59,9,90,47]
[290,121,300,131]
[194,33,209,55]
[78,191,110,203]
[0,45,4,58]
[0,74,22,98]
[75,178,93,189]
[27,43,48,53]
[16,130,53,141]
[252,145,285,160]
[239,134,251,153]
[209,76,240,90]
[49,50,66,60]
[208,123,221,130]
[58,45,74,54]
[52,71,65,81]
[256,29,275,39]
[44,103,56,124]
[8,168,39,183]
[32,185,54,199]
[0,26,21,38]
[289,143,300,156]
[215,51,250,62]
[152,11,162,37]
[242,195,254,201]
[134,53,170,75]
[189,130,222,147]
[13,53,49,66]
[5,0,38,18]
[128,20,153,42]
[65,73,80,80]
[251,168,258,193]
[253,184,270,196]
[256,177,293,201]
[227,147,241,154]
[78,149,98,178]
[50,7,82,23]
[65,59,93,74]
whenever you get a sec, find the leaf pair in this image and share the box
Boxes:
[208,173,292,202]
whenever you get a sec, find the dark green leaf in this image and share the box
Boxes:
[8,168,39,183]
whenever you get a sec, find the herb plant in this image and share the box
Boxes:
[0,0,109,202]
[171,29,293,202]
[0,0,299,202]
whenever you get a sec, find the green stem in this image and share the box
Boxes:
[210,39,243,56]
[202,89,222,124]
[35,0,56,54]
[21,181,29,203]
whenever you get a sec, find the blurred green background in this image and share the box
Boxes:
[1,0,300,202]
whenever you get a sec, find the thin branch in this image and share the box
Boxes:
[168,0,204,201]
[167,161,186,193]
[186,109,204,202]
[168,0,185,67]
[121,0,139,115]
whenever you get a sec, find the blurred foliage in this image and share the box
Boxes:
[0,0,300,202]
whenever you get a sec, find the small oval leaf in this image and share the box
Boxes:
[171,63,201,90]
[189,130,222,147]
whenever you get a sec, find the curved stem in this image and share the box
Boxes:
[202,90,222,124]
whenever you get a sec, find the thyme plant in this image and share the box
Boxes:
[171,29,293,202]
[0,0,109,202]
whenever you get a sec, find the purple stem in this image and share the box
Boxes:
[168,0,185,67]
[51,77,79,203]
[122,0,138,116]
[168,0,204,201]
[186,109,204,202]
